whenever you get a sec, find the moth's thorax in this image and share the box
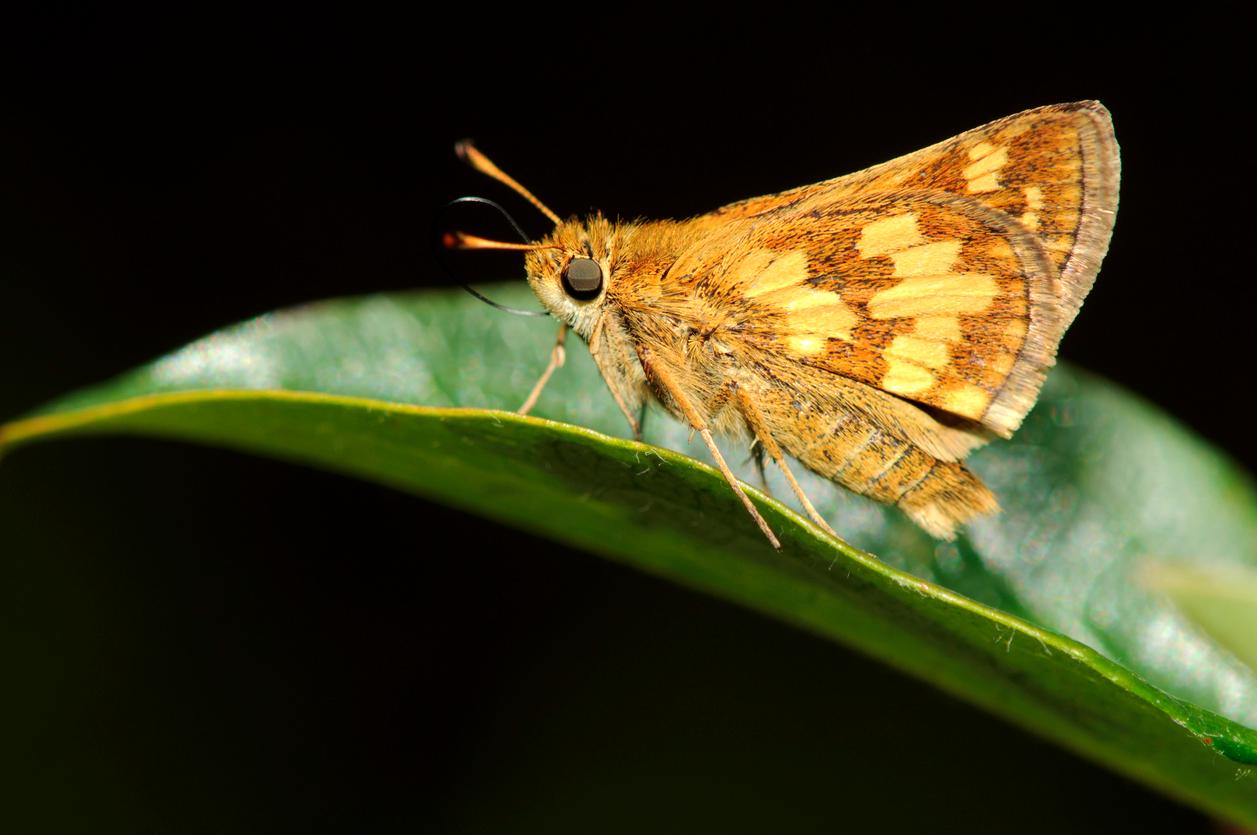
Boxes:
[523,214,691,340]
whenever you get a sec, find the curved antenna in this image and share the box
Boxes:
[437,196,551,318]
[461,284,550,317]
[456,140,562,227]
[445,195,533,242]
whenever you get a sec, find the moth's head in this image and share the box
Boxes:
[445,140,614,335]
[522,216,615,333]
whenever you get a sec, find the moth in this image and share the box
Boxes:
[447,101,1120,548]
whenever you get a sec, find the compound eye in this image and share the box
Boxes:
[561,257,603,300]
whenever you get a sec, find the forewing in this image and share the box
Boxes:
[677,101,1118,437]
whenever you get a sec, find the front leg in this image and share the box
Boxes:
[518,324,567,416]
[588,312,644,441]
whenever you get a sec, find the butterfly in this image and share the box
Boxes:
[447,101,1120,548]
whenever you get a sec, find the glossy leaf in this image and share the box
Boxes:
[4,285,1257,823]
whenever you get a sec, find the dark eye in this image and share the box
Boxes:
[561,257,603,300]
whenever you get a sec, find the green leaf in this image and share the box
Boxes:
[4,286,1257,823]
[1144,562,1257,677]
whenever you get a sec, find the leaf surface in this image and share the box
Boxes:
[5,286,1257,822]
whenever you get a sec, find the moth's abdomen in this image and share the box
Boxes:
[895,460,998,540]
[771,394,998,539]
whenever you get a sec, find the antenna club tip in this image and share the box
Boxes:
[454,138,476,161]
[441,231,464,250]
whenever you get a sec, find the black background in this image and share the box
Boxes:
[1,10,1249,833]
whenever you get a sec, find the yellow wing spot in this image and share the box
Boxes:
[964,145,1008,178]
[740,250,809,297]
[867,273,998,319]
[883,359,935,396]
[942,383,991,419]
[887,335,950,369]
[967,172,1001,193]
[787,305,856,343]
[763,285,858,342]
[964,144,1007,194]
[776,286,846,312]
[1019,185,1044,230]
[969,141,997,160]
[891,240,962,277]
[788,335,826,355]
[913,316,962,342]
[857,213,923,257]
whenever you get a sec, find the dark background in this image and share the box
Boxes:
[1,11,1248,833]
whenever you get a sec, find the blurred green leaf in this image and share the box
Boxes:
[4,286,1257,823]
[1144,562,1257,677]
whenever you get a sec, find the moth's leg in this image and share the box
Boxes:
[518,324,567,416]
[735,388,839,540]
[590,353,642,440]
[588,314,642,440]
[616,391,643,442]
[640,354,781,549]
[611,336,644,441]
